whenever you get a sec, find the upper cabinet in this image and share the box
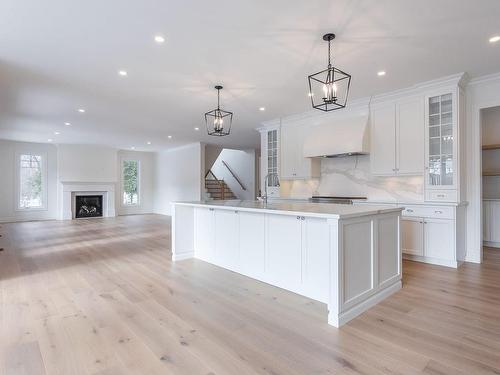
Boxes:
[280,124,320,180]
[259,126,281,198]
[424,84,465,203]
[371,97,424,176]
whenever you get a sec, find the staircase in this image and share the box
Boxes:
[205,177,237,200]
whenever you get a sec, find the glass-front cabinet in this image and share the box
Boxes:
[259,126,280,198]
[425,88,461,203]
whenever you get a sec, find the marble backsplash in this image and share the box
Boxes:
[280,155,424,202]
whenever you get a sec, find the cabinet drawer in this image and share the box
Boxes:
[425,189,457,202]
[401,205,454,219]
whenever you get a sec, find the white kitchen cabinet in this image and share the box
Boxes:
[424,218,455,261]
[266,214,303,290]
[239,211,266,277]
[280,124,320,180]
[401,218,424,256]
[397,98,425,174]
[194,207,215,262]
[301,217,330,303]
[371,97,424,176]
[214,209,239,270]
[259,126,280,198]
[371,103,396,175]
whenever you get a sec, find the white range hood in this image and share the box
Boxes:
[303,113,370,158]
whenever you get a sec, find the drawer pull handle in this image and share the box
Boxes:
[406,209,414,213]
[437,194,445,198]
[435,210,443,214]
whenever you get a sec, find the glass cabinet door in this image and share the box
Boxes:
[267,129,279,187]
[427,93,454,186]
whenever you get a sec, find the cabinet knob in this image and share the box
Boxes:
[301,216,305,220]
[297,216,301,220]
[437,194,445,198]
[407,209,414,213]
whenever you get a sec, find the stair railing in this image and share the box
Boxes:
[221,160,247,191]
[205,169,225,200]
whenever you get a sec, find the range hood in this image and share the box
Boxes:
[303,113,370,158]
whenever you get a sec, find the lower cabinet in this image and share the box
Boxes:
[423,218,454,261]
[401,218,424,256]
[194,207,215,262]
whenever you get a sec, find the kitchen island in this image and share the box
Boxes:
[172,200,403,327]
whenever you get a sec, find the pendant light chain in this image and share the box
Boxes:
[328,38,332,68]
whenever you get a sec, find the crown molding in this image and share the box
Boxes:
[468,71,500,86]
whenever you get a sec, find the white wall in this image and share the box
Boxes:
[205,145,223,174]
[117,150,155,215]
[154,143,204,215]
[0,139,58,222]
[58,144,118,182]
[210,148,256,200]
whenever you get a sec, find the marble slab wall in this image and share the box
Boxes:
[280,155,424,202]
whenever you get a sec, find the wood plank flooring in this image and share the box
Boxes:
[0,214,499,375]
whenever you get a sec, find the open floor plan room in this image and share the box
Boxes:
[1,1,500,374]
[1,216,500,375]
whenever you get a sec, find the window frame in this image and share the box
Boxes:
[15,151,48,211]
[121,159,141,207]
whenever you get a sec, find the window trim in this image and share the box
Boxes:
[121,159,141,207]
[15,151,48,211]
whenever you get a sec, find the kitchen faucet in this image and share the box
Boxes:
[262,172,280,204]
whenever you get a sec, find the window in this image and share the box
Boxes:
[122,160,139,205]
[18,153,45,209]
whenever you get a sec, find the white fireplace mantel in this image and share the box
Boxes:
[59,181,116,220]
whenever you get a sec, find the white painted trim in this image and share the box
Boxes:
[403,253,458,268]
[330,281,402,328]
[14,150,48,212]
[483,241,500,249]
[172,252,194,261]
[120,158,141,207]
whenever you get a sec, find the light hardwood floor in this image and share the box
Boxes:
[1,214,499,375]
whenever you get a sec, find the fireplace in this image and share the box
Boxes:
[75,195,103,218]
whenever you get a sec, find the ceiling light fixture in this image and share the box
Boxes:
[147,141,152,145]
[194,127,200,131]
[131,146,135,150]
[259,107,265,111]
[167,135,172,139]
[308,33,351,112]
[118,70,128,76]
[64,122,71,126]
[490,35,500,43]
[78,108,85,113]
[205,85,233,137]
[54,131,60,135]
[154,35,165,43]
[47,138,53,142]
[377,71,386,76]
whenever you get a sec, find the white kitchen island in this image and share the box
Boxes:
[172,200,403,327]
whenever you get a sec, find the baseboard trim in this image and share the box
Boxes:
[483,241,500,249]
[403,253,458,268]
[172,252,194,261]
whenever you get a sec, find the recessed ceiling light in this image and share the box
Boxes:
[490,35,500,43]
[118,70,128,76]
[64,122,71,126]
[167,135,172,139]
[147,141,152,145]
[78,108,85,113]
[377,71,386,76]
[54,131,60,135]
[194,127,199,131]
[131,146,135,150]
[259,107,265,111]
[47,138,53,142]
[154,35,165,43]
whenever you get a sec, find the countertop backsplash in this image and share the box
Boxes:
[280,155,424,202]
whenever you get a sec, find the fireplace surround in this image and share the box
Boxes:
[59,182,116,220]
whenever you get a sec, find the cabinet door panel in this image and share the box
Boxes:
[401,218,424,256]
[267,214,302,290]
[491,202,500,243]
[371,104,396,175]
[239,211,266,278]
[280,126,299,179]
[214,210,239,270]
[424,219,454,261]
[398,98,424,174]
[194,208,215,261]
[302,217,330,303]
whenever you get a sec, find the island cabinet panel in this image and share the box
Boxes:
[194,207,215,262]
[214,210,239,270]
[266,214,303,291]
[238,211,266,278]
[401,218,424,256]
[341,220,373,305]
[377,215,401,288]
[302,217,330,303]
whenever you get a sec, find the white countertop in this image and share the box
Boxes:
[352,199,468,207]
[174,200,402,219]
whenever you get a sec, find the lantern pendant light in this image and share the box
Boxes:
[308,33,351,111]
[205,85,233,136]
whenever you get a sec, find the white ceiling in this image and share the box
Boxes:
[1,0,499,151]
